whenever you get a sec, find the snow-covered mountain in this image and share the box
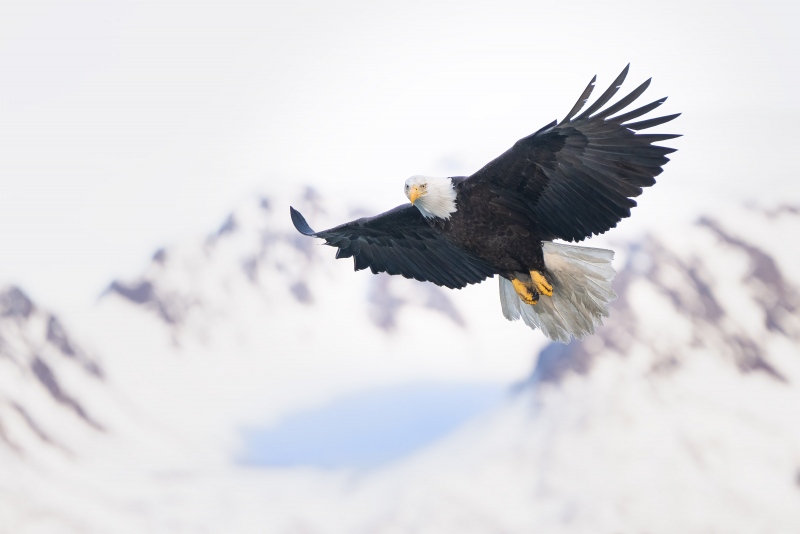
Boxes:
[85,189,542,453]
[328,204,800,534]
[2,193,799,533]
[0,285,103,457]
[0,286,197,532]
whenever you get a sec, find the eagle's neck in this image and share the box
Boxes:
[415,176,458,220]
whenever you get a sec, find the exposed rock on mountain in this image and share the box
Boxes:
[0,286,104,457]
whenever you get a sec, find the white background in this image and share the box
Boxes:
[1,0,798,311]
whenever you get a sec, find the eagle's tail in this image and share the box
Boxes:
[499,242,617,344]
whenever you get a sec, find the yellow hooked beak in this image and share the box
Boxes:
[409,185,422,205]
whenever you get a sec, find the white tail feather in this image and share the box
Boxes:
[499,242,617,343]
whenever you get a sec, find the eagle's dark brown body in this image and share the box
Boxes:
[429,177,547,276]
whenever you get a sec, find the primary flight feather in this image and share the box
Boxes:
[290,65,680,343]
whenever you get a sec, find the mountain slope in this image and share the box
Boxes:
[86,189,543,452]
[2,195,799,533]
[0,286,105,459]
[329,203,800,534]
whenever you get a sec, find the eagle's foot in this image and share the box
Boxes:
[511,278,539,305]
[530,270,553,297]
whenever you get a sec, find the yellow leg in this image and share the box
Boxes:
[530,270,553,297]
[511,278,538,305]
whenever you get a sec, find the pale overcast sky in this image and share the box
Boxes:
[1,0,798,312]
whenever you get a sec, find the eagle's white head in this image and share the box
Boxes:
[404,175,458,220]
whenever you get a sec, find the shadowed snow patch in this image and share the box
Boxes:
[239,382,506,469]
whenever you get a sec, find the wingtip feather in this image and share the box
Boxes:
[575,64,630,121]
[592,77,652,120]
[561,74,597,124]
[289,206,316,236]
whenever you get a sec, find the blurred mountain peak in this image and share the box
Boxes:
[100,189,470,339]
[0,285,105,461]
[527,204,800,388]
[3,194,800,533]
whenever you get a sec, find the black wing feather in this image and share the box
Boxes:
[469,65,680,242]
[289,205,497,289]
[561,76,596,123]
[575,64,629,120]
[610,97,668,123]
[625,113,682,131]
[592,78,651,120]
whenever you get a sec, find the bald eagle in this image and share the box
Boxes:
[290,65,679,342]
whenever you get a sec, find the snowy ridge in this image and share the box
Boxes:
[330,203,800,534]
[0,286,196,533]
[104,191,470,336]
[2,195,799,533]
[0,286,104,457]
[86,189,541,453]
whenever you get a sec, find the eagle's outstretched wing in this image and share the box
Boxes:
[290,205,497,289]
[467,64,680,242]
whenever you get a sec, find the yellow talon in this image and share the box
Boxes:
[530,270,553,297]
[511,278,538,305]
